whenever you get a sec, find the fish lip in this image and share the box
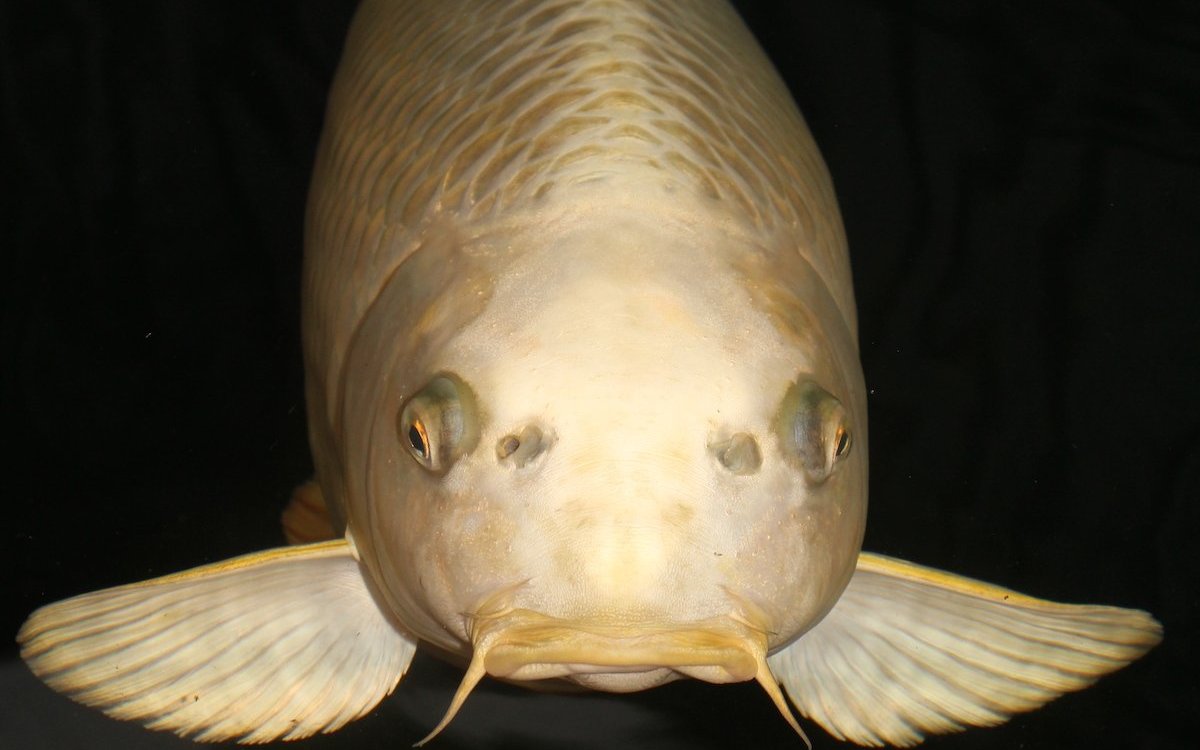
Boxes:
[468,607,767,684]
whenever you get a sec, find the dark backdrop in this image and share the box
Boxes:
[2,1,1195,748]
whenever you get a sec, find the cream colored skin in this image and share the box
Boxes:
[352,204,863,690]
[307,0,865,694]
[18,0,1161,746]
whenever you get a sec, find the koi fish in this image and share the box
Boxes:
[19,0,1160,746]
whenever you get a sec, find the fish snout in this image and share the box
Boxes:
[538,482,719,616]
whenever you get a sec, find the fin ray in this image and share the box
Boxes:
[19,540,418,743]
[768,551,1161,747]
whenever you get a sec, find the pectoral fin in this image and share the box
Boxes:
[18,539,418,744]
[767,552,1162,747]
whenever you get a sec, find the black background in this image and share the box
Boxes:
[2,1,1196,748]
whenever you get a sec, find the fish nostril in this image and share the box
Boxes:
[496,424,550,468]
[710,433,762,475]
[497,434,521,459]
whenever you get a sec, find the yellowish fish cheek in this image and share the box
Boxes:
[724,489,865,647]
[376,479,530,649]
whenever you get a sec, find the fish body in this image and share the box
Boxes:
[18,0,1160,746]
[305,0,866,699]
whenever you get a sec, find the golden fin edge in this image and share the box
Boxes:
[18,540,418,744]
[766,552,1161,747]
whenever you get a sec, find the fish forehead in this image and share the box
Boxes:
[305,0,855,419]
[442,211,810,429]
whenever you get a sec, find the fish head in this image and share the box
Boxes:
[338,199,866,695]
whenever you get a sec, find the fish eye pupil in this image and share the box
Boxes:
[408,421,429,459]
[835,427,851,458]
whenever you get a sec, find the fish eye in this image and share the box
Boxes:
[397,373,479,474]
[775,378,852,484]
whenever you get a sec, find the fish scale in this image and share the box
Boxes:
[306,0,852,384]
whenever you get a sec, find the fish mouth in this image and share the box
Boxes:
[415,606,809,746]
[477,609,762,684]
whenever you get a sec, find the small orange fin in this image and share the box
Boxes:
[282,480,338,545]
